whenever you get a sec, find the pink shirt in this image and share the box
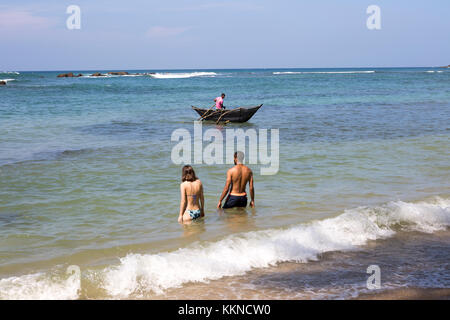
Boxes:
[215,96,223,109]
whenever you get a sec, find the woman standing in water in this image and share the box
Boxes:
[178,165,205,223]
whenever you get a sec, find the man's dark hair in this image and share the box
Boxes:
[234,151,244,163]
[221,93,226,97]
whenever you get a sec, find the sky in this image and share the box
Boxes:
[0,0,449,71]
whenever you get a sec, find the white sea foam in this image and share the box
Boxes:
[273,71,375,75]
[149,72,217,79]
[273,71,302,74]
[0,271,80,300]
[0,71,19,75]
[1,197,448,299]
[80,72,216,79]
[81,74,114,78]
[0,79,16,83]
[81,73,143,78]
[99,197,449,298]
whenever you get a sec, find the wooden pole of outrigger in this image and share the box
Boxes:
[198,109,224,121]
[215,108,242,124]
[197,104,216,121]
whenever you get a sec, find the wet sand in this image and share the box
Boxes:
[147,229,450,300]
[355,287,450,300]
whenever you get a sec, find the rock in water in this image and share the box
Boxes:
[57,72,75,78]
[0,80,6,86]
[107,71,129,75]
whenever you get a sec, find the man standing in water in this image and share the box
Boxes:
[217,151,255,209]
[214,93,226,109]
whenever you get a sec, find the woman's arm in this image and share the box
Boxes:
[179,183,186,222]
[200,182,205,216]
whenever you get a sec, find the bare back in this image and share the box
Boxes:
[229,164,252,195]
[181,180,202,210]
[218,162,255,208]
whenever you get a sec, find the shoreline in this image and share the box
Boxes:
[0,198,449,299]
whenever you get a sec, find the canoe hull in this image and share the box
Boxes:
[192,105,262,123]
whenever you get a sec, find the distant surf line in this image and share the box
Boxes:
[149,72,217,79]
[78,72,218,79]
[273,71,376,75]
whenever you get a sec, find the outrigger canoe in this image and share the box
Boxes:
[192,104,262,123]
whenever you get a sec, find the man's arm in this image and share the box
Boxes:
[179,184,187,222]
[217,170,232,208]
[249,171,255,208]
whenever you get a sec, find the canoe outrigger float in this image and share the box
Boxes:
[192,104,263,123]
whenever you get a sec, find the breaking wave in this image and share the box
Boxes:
[273,71,375,75]
[0,270,80,300]
[149,72,217,79]
[0,197,448,299]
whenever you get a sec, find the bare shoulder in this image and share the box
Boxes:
[228,167,236,175]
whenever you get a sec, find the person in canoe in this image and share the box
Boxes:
[214,93,226,109]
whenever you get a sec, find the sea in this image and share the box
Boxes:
[0,68,449,299]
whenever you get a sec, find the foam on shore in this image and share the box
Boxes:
[0,197,448,299]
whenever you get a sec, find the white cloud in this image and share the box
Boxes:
[146,26,190,38]
[160,1,264,12]
[0,10,53,30]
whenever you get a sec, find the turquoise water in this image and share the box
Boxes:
[0,68,449,299]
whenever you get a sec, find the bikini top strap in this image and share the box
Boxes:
[186,181,196,198]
